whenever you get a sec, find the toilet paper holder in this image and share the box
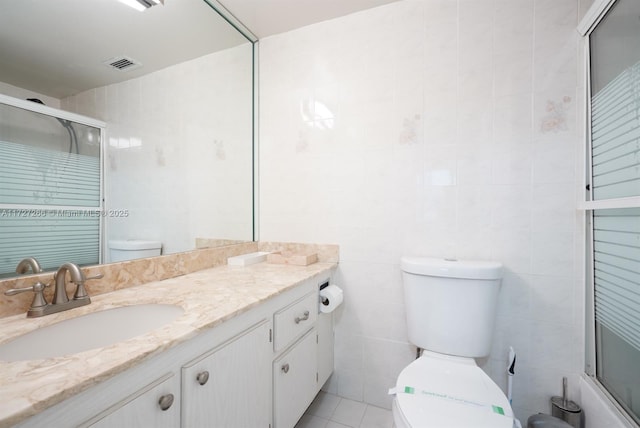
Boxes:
[319,280,329,305]
[318,281,344,314]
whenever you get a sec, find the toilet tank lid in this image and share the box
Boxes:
[400,257,503,280]
[109,240,162,250]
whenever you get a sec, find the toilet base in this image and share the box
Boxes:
[391,398,409,428]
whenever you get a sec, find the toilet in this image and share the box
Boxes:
[393,256,516,428]
[108,240,162,262]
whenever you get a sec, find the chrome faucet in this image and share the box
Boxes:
[4,261,103,318]
[15,257,43,275]
[4,258,49,316]
[53,262,88,304]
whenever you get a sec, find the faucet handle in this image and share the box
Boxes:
[4,281,49,309]
[73,272,103,300]
[5,281,49,296]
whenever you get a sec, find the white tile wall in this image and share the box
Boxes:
[62,45,253,257]
[259,0,587,422]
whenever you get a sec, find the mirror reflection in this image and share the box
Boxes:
[0,0,255,277]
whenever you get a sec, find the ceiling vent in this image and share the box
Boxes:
[103,56,142,72]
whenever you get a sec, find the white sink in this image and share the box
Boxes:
[0,304,184,362]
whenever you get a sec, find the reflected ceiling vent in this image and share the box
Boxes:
[117,0,164,12]
[103,56,142,72]
[136,0,164,8]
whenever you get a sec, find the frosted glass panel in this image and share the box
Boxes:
[593,207,640,423]
[590,0,640,201]
[0,141,100,206]
[0,215,99,274]
[594,208,640,351]
[0,101,101,277]
[598,324,640,422]
[590,63,640,200]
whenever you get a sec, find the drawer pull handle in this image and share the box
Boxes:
[196,371,210,385]
[294,310,310,324]
[281,363,290,373]
[158,393,174,411]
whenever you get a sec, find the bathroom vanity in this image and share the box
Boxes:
[0,261,336,428]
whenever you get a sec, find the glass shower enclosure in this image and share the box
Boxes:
[0,94,104,277]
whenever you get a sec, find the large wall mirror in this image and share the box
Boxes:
[0,0,256,277]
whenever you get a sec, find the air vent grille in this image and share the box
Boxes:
[103,56,142,72]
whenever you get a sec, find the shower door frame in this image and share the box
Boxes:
[579,0,640,426]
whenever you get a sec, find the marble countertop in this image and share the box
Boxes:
[0,261,335,427]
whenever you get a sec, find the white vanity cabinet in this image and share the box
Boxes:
[15,272,335,428]
[181,320,271,427]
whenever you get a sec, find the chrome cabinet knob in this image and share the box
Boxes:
[158,393,174,411]
[281,363,290,374]
[196,371,210,385]
[294,310,310,324]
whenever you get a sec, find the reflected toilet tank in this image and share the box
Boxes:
[108,240,162,262]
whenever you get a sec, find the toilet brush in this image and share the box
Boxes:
[507,346,516,405]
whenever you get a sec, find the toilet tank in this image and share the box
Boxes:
[401,257,503,358]
[109,240,162,262]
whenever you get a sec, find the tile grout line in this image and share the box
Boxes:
[328,396,342,422]
[355,404,369,428]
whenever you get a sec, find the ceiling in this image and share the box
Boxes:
[0,0,248,99]
[0,0,400,100]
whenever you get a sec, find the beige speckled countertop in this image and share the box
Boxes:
[0,261,336,427]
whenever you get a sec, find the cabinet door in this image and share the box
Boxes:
[182,320,271,428]
[85,373,179,428]
[273,329,318,428]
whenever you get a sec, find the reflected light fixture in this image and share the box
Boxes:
[118,0,164,12]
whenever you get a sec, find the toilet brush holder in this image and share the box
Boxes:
[550,377,584,428]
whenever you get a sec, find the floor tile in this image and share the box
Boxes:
[295,414,330,428]
[326,421,351,428]
[359,405,394,428]
[306,391,342,419]
[331,398,367,427]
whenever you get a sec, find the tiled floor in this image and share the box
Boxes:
[295,391,394,428]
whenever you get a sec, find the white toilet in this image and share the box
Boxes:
[392,256,516,428]
[108,240,162,262]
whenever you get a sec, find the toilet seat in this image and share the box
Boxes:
[392,352,514,428]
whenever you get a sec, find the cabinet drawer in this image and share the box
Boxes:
[274,291,318,352]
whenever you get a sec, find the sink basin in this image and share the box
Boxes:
[0,304,184,362]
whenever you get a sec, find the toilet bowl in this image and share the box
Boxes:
[394,257,515,428]
[392,351,513,428]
